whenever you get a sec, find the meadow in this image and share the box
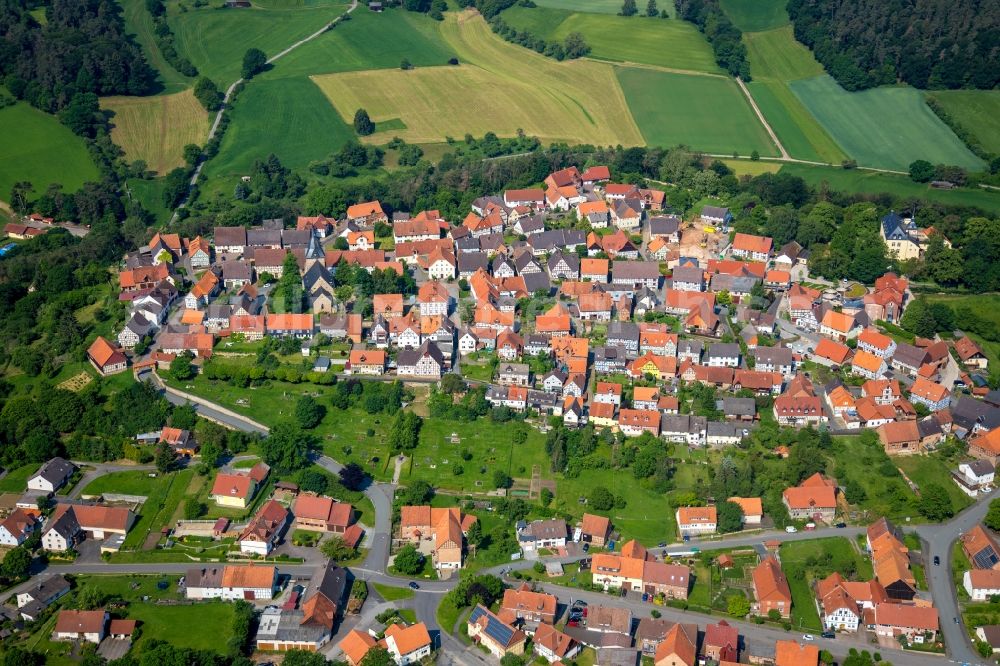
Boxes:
[502,6,720,73]
[718,0,788,31]
[263,7,457,79]
[119,0,193,94]
[102,89,210,174]
[533,0,642,15]
[746,80,845,163]
[312,11,643,147]
[790,76,984,171]
[126,178,172,224]
[0,103,99,202]
[778,164,1000,214]
[616,67,778,156]
[203,77,354,184]
[745,26,823,81]
[925,89,1000,155]
[168,2,350,84]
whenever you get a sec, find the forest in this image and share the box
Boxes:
[0,0,156,112]
[787,0,1000,91]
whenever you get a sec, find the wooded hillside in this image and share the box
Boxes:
[787,0,1000,91]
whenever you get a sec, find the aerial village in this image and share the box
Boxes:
[5,163,1000,666]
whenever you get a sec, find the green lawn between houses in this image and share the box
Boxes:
[779,537,873,633]
[0,463,39,493]
[80,470,165,498]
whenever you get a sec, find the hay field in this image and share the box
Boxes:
[102,89,210,174]
[312,11,643,147]
[745,26,823,81]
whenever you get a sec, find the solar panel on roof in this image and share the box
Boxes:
[484,617,514,646]
[974,547,1000,569]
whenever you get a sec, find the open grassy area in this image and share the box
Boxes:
[128,602,235,651]
[102,89,210,174]
[745,26,823,82]
[896,455,973,514]
[502,7,719,73]
[0,463,39,492]
[119,0,193,94]
[778,163,1000,214]
[718,0,788,31]
[73,574,183,602]
[532,0,630,14]
[780,537,872,632]
[617,67,778,156]
[122,468,194,549]
[312,11,643,147]
[0,103,99,202]
[168,1,349,84]
[203,77,354,184]
[269,7,459,79]
[925,89,1000,155]
[721,159,782,176]
[373,583,414,601]
[126,177,172,224]
[789,75,984,171]
[81,470,165,497]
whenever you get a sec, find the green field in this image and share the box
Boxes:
[533,0,639,14]
[0,103,99,203]
[616,67,778,156]
[746,80,845,163]
[0,463,39,492]
[502,7,719,73]
[925,89,1000,155]
[778,163,1000,214]
[204,77,354,183]
[81,470,164,497]
[718,0,788,31]
[897,455,973,514]
[790,75,984,171]
[264,8,457,79]
[119,0,193,94]
[745,26,823,81]
[102,89,210,174]
[129,602,235,650]
[169,2,350,84]
[127,178,172,224]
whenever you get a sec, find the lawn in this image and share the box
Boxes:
[73,574,183,602]
[616,67,778,156]
[780,537,872,632]
[127,178,172,224]
[373,583,414,601]
[925,89,1000,155]
[81,470,166,498]
[267,7,458,79]
[121,468,194,549]
[778,163,1000,214]
[532,0,636,15]
[896,454,973,514]
[0,103,99,202]
[203,76,354,184]
[102,89,210,174]
[789,75,984,171]
[312,11,643,147]
[128,602,235,651]
[502,7,720,73]
[168,2,351,84]
[718,0,788,31]
[119,0,194,94]
[0,463,39,492]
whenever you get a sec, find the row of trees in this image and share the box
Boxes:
[145,0,199,78]
[674,0,750,79]
[488,16,591,62]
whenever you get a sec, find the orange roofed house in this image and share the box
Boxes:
[293,494,354,534]
[775,640,819,666]
[731,233,773,262]
[580,512,611,547]
[399,506,476,572]
[752,556,792,618]
[346,201,387,227]
[782,473,837,523]
[87,336,127,376]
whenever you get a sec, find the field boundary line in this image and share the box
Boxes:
[735,76,788,159]
[599,59,728,79]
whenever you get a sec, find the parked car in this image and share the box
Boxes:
[933,556,941,566]
[821,632,835,639]
[802,634,814,641]
[835,522,847,528]
[785,526,797,533]
[408,582,420,590]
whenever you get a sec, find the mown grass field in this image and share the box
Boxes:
[790,75,984,171]
[502,7,719,73]
[204,77,354,183]
[778,163,1000,214]
[0,103,99,202]
[718,0,788,31]
[312,11,643,147]
[81,470,164,497]
[616,67,777,155]
[102,89,209,174]
[925,89,1000,155]
[745,26,823,81]
[119,0,193,94]
[266,7,457,79]
[721,159,781,176]
[0,463,39,492]
[129,602,235,651]
[168,2,350,84]
[533,0,643,15]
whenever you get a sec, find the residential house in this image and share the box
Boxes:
[533,623,581,663]
[955,460,995,497]
[880,211,922,261]
[239,500,290,556]
[210,473,258,509]
[53,610,108,644]
[961,525,1000,570]
[752,556,792,618]
[955,336,989,370]
[872,602,938,643]
[660,414,708,447]
[0,509,39,547]
[670,265,704,292]
[775,641,819,666]
[468,605,527,659]
[851,350,888,380]
[965,569,1000,601]
[16,575,70,621]
[516,519,568,554]
[754,347,794,376]
[619,408,661,437]
[653,623,697,666]
[731,233,772,262]
[399,505,475,571]
[676,506,717,536]
[87,337,127,376]
[396,340,446,379]
[28,458,77,493]
[908,377,951,412]
[858,329,897,359]
[700,206,732,227]
[185,565,278,600]
[728,497,763,525]
[706,343,740,368]
[580,513,611,547]
[820,310,861,341]
[501,582,558,625]
[347,349,386,376]
[782,473,837,522]
[703,620,738,663]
